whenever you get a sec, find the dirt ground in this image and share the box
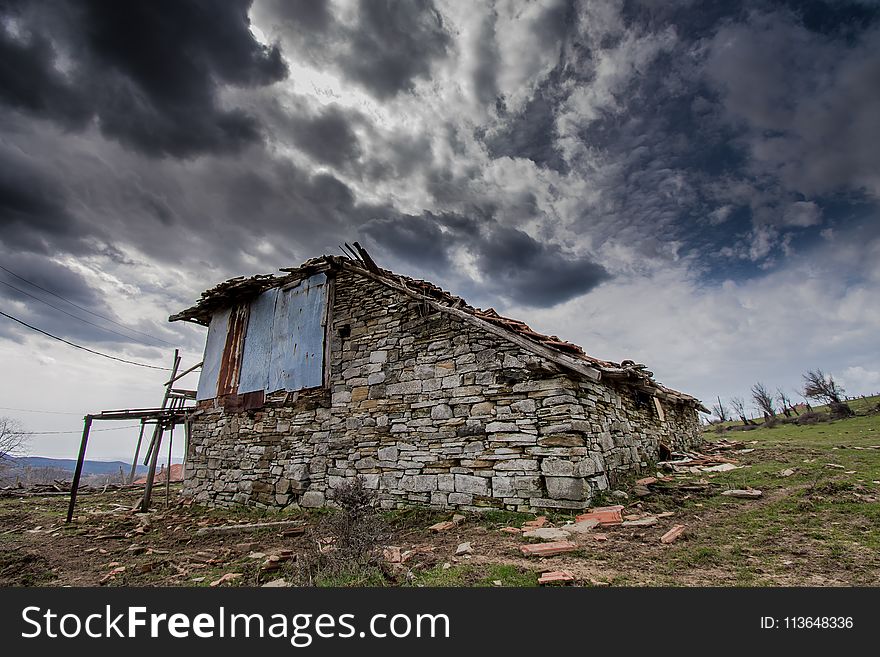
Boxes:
[3,408,880,587]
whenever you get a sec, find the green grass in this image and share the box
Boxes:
[412,563,537,587]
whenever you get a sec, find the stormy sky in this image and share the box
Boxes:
[1,0,879,459]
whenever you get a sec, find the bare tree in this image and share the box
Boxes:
[729,397,754,425]
[0,417,29,473]
[751,382,776,420]
[802,369,852,417]
[710,396,729,423]
[776,388,796,417]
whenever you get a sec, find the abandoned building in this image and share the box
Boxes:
[171,250,706,512]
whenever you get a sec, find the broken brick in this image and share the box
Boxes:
[499,527,523,534]
[593,534,608,541]
[576,505,623,525]
[522,516,548,529]
[660,524,686,544]
[520,540,577,557]
[428,521,456,532]
[538,570,576,585]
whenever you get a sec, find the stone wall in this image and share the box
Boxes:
[183,269,702,511]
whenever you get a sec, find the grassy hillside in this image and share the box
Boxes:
[1,404,879,586]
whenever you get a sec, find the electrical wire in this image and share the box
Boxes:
[0,310,171,370]
[26,425,142,435]
[0,279,161,346]
[0,406,82,415]
[0,264,174,347]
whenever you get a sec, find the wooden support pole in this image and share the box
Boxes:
[66,416,93,523]
[165,421,175,507]
[128,421,146,484]
[141,422,163,512]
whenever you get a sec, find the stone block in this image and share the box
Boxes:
[544,476,587,501]
[454,474,490,495]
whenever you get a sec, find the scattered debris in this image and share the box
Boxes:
[576,505,623,526]
[593,534,608,542]
[701,463,740,473]
[825,463,846,470]
[538,570,576,585]
[499,527,522,534]
[429,514,465,532]
[195,520,306,536]
[721,489,763,499]
[522,516,548,529]
[262,579,291,587]
[636,476,658,486]
[564,518,599,535]
[778,468,796,477]
[210,573,242,587]
[383,546,402,563]
[611,490,629,500]
[621,516,658,527]
[660,525,686,544]
[522,527,571,541]
[455,542,473,556]
[520,541,578,557]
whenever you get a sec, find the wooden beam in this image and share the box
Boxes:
[66,416,93,523]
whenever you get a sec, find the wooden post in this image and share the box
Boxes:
[141,422,163,512]
[128,421,146,484]
[165,421,174,507]
[66,416,93,523]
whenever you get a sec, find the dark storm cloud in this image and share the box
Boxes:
[0,0,286,158]
[484,73,569,172]
[362,213,610,307]
[276,103,363,168]
[0,144,92,255]
[257,0,450,98]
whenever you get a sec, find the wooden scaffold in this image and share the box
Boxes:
[65,350,202,522]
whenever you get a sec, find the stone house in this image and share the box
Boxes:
[171,252,705,512]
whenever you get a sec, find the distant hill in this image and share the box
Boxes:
[9,457,149,476]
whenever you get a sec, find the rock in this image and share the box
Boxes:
[455,542,473,556]
[565,519,599,535]
[262,579,291,587]
[778,468,796,477]
[610,490,629,500]
[247,551,267,559]
[431,404,453,420]
[720,489,763,499]
[522,527,572,541]
[522,516,548,529]
[621,516,658,527]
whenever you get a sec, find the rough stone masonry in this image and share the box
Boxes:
[173,256,704,512]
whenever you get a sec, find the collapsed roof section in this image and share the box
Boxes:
[169,252,706,411]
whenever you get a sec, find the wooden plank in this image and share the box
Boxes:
[196,308,230,400]
[217,304,248,396]
[269,273,327,392]
[238,287,278,394]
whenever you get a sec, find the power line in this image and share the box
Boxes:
[0,264,174,347]
[0,279,161,346]
[0,310,171,370]
[26,425,142,435]
[0,406,82,416]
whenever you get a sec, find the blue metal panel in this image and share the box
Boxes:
[268,273,327,392]
[196,308,230,401]
[238,287,278,394]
